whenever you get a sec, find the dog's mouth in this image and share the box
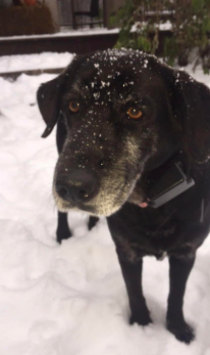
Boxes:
[53,189,123,216]
[53,177,139,217]
[56,200,97,214]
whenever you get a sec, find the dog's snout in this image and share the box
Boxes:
[55,170,98,205]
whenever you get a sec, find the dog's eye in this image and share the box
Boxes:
[69,101,80,113]
[127,107,143,119]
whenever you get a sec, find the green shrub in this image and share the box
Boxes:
[111,0,210,72]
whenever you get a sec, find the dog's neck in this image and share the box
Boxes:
[144,141,181,172]
[128,143,182,205]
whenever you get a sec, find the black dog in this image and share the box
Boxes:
[37,49,210,344]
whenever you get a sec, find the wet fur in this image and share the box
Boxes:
[37,49,210,344]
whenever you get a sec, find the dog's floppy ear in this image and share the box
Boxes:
[37,72,66,138]
[171,69,210,163]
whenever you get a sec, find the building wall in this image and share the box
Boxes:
[45,0,60,31]
[45,0,125,31]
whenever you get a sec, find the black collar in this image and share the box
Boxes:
[145,151,195,208]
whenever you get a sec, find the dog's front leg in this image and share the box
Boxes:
[117,251,152,326]
[167,255,195,343]
[88,216,99,231]
[56,119,72,243]
[56,211,72,243]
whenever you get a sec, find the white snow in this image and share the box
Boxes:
[0,28,119,41]
[0,52,74,73]
[1,56,210,355]
[132,20,172,33]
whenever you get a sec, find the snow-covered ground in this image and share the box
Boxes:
[1,54,210,355]
[0,52,73,73]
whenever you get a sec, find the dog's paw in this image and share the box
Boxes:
[130,310,152,327]
[167,319,195,344]
[56,228,72,244]
[88,216,99,231]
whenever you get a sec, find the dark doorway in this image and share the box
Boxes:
[57,0,104,29]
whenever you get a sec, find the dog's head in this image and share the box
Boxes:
[37,49,210,216]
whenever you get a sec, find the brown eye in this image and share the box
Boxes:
[127,107,143,119]
[69,101,80,113]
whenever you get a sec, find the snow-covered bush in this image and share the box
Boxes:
[111,0,210,72]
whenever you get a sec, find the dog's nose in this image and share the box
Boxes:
[55,170,98,205]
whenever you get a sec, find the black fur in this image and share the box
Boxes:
[37,49,210,343]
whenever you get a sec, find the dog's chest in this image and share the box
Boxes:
[113,224,176,263]
[107,203,194,263]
